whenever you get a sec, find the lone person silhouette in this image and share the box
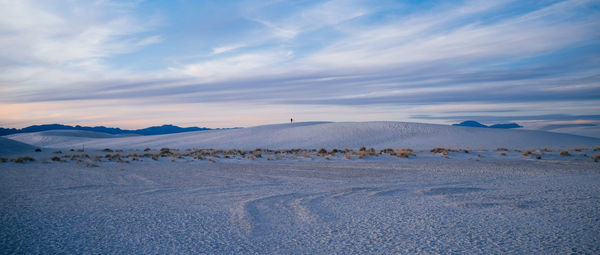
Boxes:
[290,118,293,124]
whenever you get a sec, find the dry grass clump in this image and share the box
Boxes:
[105,153,122,161]
[317,148,327,156]
[357,148,377,159]
[521,150,535,157]
[521,150,542,159]
[12,156,35,163]
[560,150,571,156]
[160,148,173,157]
[430,147,459,157]
[380,148,415,158]
[252,149,262,159]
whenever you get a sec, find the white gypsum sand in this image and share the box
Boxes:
[5,121,600,150]
[1,122,599,253]
[0,159,599,254]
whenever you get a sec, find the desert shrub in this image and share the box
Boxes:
[430,147,448,154]
[51,156,61,162]
[53,150,62,154]
[496,148,509,151]
[380,148,394,155]
[560,151,571,156]
[392,148,414,158]
[318,148,327,155]
[13,156,35,163]
[359,147,367,151]
[160,148,172,157]
[327,149,338,156]
[102,148,113,152]
[536,155,542,160]
[522,150,534,157]
[591,154,600,162]
[151,154,159,161]
[0,157,7,163]
[573,147,584,152]
[463,149,469,154]
[593,147,600,151]
[144,147,151,152]
[431,147,457,157]
[34,148,41,152]
[500,152,507,156]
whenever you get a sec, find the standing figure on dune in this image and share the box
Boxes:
[290,118,293,124]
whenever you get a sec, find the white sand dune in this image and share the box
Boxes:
[5,121,599,150]
[2,160,599,253]
[0,137,37,155]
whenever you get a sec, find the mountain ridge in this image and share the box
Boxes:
[452,120,522,129]
[0,124,231,136]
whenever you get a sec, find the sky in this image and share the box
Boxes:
[0,0,599,129]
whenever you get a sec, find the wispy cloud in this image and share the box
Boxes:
[0,0,599,128]
[211,44,246,55]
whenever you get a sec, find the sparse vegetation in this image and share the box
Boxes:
[560,150,571,156]
[34,148,41,152]
[430,147,458,158]
[0,157,7,163]
[12,156,35,163]
[6,146,597,164]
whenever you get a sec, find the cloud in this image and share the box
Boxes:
[136,35,164,47]
[411,114,600,122]
[1,0,599,128]
[0,0,162,77]
[211,44,246,55]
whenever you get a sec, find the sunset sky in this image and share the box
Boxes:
[1,0,599,129]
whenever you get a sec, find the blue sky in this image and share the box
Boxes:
[0,0,599,129]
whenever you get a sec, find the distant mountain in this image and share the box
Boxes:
[489,123,522,129]
[452,120,522,129]
[133,124,211,136]
[0,124,218,136]
[452,120,488,128]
